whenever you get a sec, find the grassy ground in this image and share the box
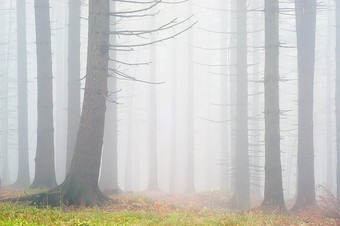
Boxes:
[0,190,338,225]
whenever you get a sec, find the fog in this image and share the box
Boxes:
[0,0,337,210]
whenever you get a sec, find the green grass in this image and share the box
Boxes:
[1,202,335,225]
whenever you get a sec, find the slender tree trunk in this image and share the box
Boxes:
[292,0,317,210]
[170,37,178,194]
[326,0,334,191]
[53,0,67,183]
[0,1,10,185]
[14,0,30,187]
[186,0,195,194]
[30,0,57,189]
[66,0,81,175]
[336,0,340,204]
[99,1,120,193]
[220,0,229,192]
[250,0,262,198]
[147,12,159,191]
[229,0,237,193]
[229,0,250,210]
[261,0,286,211]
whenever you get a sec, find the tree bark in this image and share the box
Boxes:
[292,0,317,211]
[336,0,340,204]
[14,0,30,187]
[66,0,81,176]
[147,11,159,191]
[57,0,110,206]
[228,0,250,210]
[30,0,57,189]
[261,0,286,211]
[99,1,120,193]
[186,0,195,194]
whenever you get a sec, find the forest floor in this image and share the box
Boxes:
[0,189,339,225]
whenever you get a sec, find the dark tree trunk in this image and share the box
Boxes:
[99,1,120,193]
[14,0,30,187]
[30,0,57,189]
[66,0,81,175]
[292,0,317,211]
[261,0,286,211]
[57,0,110,206]
[228,0,250,210]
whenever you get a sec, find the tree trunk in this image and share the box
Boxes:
[66,0,81,176]
[186,0,195,194]
[30,0,57,189]
[250,0,262,198]
[228,0,250,210]
[99,1,120,194]
[220,0,229,192]
[54,0,110,206]
[261,0,286,211]
[292,0,317,210]
[0,1,10,185]
[170,37,178,194]
[336,0,340,204]
[14,0,30,187]
[147,12,159,191]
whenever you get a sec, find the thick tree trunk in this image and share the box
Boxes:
[66,0,81,175]
[57,0,110,206]
[30,0,57,189]
[14,0,30,187]
[292,0,317,211]
[99,1,120,193]
[228,0,250,210]
[261,0,286,211]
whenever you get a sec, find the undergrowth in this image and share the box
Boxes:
[0,202,337,225]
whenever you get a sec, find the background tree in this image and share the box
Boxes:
[147,9,159,191]
[336,0,340,203]
[228,0,250,210]
[66,0,81,175]
[261,0,285,211]
[186,0,195,194]
[14,0,30,187]
[30,0,57,189]
[292,0,317,210]
[99,0,120,194]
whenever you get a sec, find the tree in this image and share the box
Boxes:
[228,0,250,210]
[261,0,286,211]
[99,1,120,194]
[147,9,159,191]
[186,0,195,194]
[292,0,317,210]
[170,36,178,194]
[30,0,57,189]
[66,0,81,175]
[14,0,30,187]
[336,0,340,204]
